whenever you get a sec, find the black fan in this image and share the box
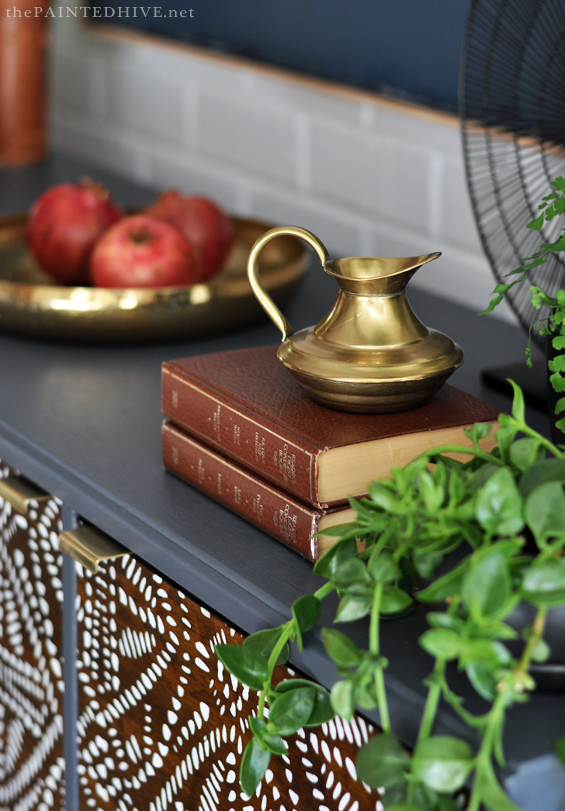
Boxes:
[460,0,565,394]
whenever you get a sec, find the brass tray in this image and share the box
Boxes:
[0,214,308,342]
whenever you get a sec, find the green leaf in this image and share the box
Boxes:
[527,213,545,231]
[416,558,469,602]
[355,734,410,790]
[368,548,400,583]
[322,628,363,666]
[521,558,565,606]
[215,644,268,691]
[475,467,524,536]
[427,612,466,633]
[462,549,511,619]
[331,678,354,720]
[313,536,359,579]
[519,458,565,499]
[419,628,462,660]
[262,732,288,756]
[525,482,565,545]
[555,734,565,769]
[290,595,321,651]
[384,805,422,811]
[508,380,526,422]
[531,637,551,663]
[332,558,372,597]
[466,660,497,701]
[509,438,544,471]
[243,628,289,666]
[460,639,512,668]
[268,686,315,736]
[335,593,372,622]
[472,760,521,811]
[353,680,379,711]
[380,585,413,616]
[274,679,334,726]
[291,596,321,633]
[368,481,402,512]
[412,736,474,793]
[240,736,271,796]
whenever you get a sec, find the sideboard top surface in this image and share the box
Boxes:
[0,155,559,775]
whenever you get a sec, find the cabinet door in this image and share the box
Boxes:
[0,464,64,809]
[76,553,382,811]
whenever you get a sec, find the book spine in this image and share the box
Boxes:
[162,422,328,562]
[162,366,321,506]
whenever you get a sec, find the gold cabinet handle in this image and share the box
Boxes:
[247,226,329,341]
[0,474,51,515]
[59,525,127,573]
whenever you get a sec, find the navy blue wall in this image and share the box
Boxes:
[91,0,471,113]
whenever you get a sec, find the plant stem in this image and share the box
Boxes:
[258,622,294,719]
[257,581,335,720]
[516,422,564,458]
[417,658,446,744]
[467,692,507,811]
[314,581,335,601]
[370,581,391,734]
[518,605,548,675]
[418,444,503,466]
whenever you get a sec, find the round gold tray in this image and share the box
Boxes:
[0,214,308,342]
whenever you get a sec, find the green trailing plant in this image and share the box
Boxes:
[482,176,565,431]
[215,382,565,810]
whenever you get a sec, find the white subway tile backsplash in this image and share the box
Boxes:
[247,189,363,258]
[52,52,91,114]
[47,16,515,324]
[106,68,185,144]
[149,151,241,211]
[199,93,297,183]
[51,116,148,181]
[310,122,387,214]
[310,123,432,232]
[439,157,485,253]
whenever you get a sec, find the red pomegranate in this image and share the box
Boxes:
[26,178,123,284]
[89,214,199,288]
[146,191,235,282]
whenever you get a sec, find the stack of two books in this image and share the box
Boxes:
[161,345,500,563]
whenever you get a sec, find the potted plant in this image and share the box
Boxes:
[214,383,565,810]
[482,176,565,444]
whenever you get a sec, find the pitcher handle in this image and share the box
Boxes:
[247,226,329,341]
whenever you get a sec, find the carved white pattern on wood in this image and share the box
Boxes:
[0,465,64,811]
[77,554,381,811]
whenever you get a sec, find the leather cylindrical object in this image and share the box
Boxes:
[0,0,47,166]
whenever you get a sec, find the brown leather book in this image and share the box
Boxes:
[162,421,355,562]
[162,344,500,508]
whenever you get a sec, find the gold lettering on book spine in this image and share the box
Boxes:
[198,458,205,483]
[213,405,221,436]
[253,493,263,522]
[234,486,241,505]
[255,433,266,464]
[274,444,297,484]
[275,503,297,543]
[217,473,222,494]
[233,424,241,445]
[172,389,179,408]
[172,446,179,465]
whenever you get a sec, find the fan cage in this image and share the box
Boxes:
[460,0,565,347]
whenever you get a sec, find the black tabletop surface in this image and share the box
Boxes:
[0,155,562,787]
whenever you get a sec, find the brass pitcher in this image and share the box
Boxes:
[247,226,464,413]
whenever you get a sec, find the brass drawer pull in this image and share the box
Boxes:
[0,474,51,514]
[59,525,127,573]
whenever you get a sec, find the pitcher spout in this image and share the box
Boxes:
[324,252,441,295]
